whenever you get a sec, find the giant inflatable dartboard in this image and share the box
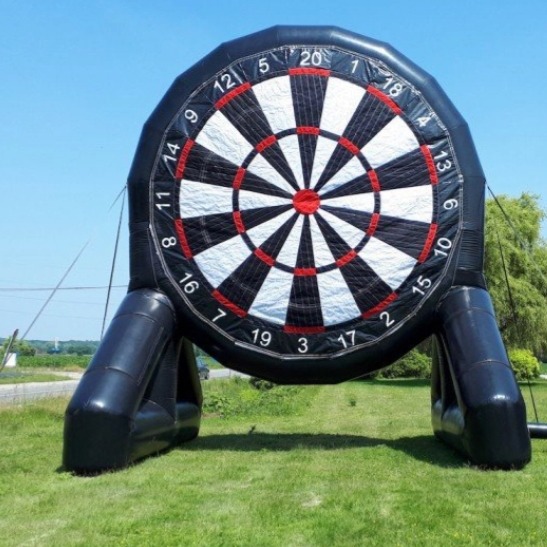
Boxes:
[128,26,480,382]
[65,27,532,473]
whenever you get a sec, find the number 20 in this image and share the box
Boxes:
[301,51,322,66]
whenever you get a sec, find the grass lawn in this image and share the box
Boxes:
[0,370,70,385]
[1,379,547,545]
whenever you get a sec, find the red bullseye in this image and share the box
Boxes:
[293,189,320,215]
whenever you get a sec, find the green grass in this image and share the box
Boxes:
[0,370,70,384]
[1,379,547,545]
[17,354,90,370]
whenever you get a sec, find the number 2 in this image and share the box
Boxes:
[380,311,395,327]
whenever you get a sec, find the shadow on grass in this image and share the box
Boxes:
[184,432,462,468]
[354,378,430,388]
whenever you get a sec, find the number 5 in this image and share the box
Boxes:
[259,57,269,74]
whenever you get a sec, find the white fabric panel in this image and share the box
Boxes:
[238,188,292,211]
[179,179,234,218]
[275,215,304,267]
[317,156,366,195]
[252,76,296,134]
[359,236,415,290]
[362,116,419,169]
[248,267,293,324]
[247,154,297,195]
[309,215,336,267]
[194,235,251,288]
[246,209,295,248]
[317,209,364,249]
[380,185,433,224]
[196,111,253,166]
[321,190,375,214]
[320,78,366,135]
[278,135,305,188]
[310,136,338,187]
[317,269,361,325]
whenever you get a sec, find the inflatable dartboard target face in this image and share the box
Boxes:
[129,27,484,382]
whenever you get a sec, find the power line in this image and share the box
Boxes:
[20,186,127,341]
[0,285,127,292]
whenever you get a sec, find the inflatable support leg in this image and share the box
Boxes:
[63,289,202,474]
[432,286,531,469]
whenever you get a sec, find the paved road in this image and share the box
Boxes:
[0,368,247,405]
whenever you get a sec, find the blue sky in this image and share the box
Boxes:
[1,1,546,341]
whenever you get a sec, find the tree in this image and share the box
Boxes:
[1,337,36,356]
[484,193,547,356]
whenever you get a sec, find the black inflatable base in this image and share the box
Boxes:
[63,290,203,474]
[528,423,547,439]
[431,287,531,469]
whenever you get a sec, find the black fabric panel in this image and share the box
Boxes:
[183,141,240,188]
[182,212,238,256]
[259,212,300,258]
[320,176,372,200]
[297,134,317,188]
[319,206,372,231]
[295,216,315,269]
[375,149,430,191]
[239,205,293,231]
[291,75,328,186]
[342,92,395,149]
[285,275,323,328]
[185,141,292,198]
[314,210,356,259]
[373,215,431,260]
[220,90,272,146]
[339,256,393,314]
[217,254,273,311]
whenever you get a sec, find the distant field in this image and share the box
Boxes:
[1,379,547,545]
[17,354,90,370]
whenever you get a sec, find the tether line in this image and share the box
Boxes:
[20,186,126,341]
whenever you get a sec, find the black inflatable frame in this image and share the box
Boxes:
[64,26,531,473]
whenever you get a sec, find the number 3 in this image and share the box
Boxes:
[298,337,308,353]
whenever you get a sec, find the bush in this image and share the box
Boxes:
[378,349,431,379]
[249,376,275,391]
[508,348,541,380]
[202,378,313,418]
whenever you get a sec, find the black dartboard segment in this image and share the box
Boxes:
[148,39,464,361]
